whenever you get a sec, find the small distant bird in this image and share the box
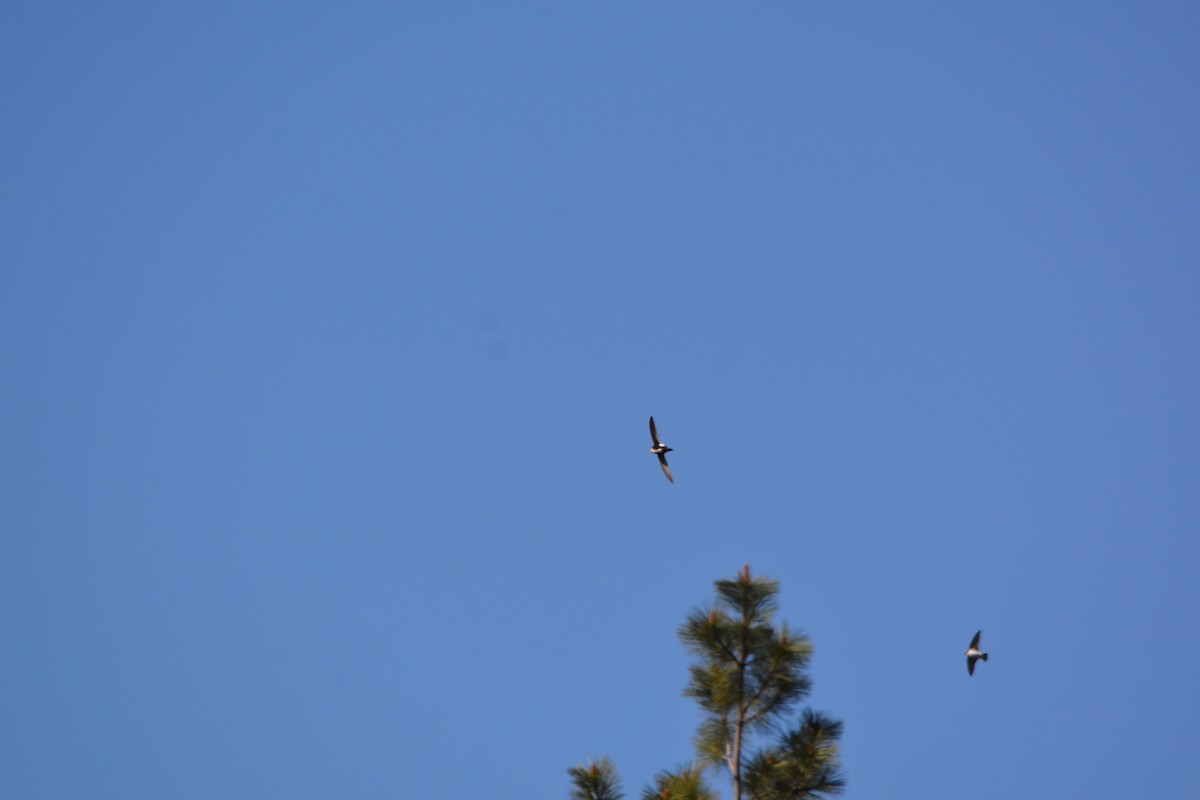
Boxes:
[966,630,989,676]
[648,416,673,483]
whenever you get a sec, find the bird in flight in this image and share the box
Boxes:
[648,416,673,483]
[966,630,989,676]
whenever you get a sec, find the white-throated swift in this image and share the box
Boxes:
[966,630,988,676]
[649,416,673,483]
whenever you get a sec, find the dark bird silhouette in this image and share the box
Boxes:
[966,630,989,676]
[648,416,673,483]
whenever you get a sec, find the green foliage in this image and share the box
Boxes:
[638,766,719,800]
[742,711,846,800]
[568,566,844,800]
[678,566,816,762]
[568,757,623,800]
[678,565,842,799]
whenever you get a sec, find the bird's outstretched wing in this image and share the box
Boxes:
[657,452,673,483]
[649,416,661,445]
[969,630,982,649]
[968,656,976,676]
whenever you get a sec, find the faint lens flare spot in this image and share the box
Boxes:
[478,311,506,360]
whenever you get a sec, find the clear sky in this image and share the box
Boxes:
[2,3,1198,798]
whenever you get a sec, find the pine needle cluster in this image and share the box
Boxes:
[568,757,623,800]
[638,766,720,800]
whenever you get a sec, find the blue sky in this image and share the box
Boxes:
[3,3,1198,798]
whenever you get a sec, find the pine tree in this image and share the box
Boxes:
[678,565,844,800]
[568,566,843,800]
